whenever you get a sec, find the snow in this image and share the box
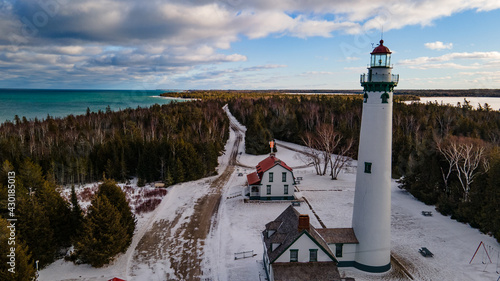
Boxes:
[40,107,500,281]
[405,97,500,111]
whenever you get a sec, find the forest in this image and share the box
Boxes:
[225,94,500,243]
[0,91,499,278]
[0,100,229,186]
[0,99,229,279]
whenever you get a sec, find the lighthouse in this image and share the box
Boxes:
[351,40,398,272]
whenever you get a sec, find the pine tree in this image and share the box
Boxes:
[17,195,56,268]
[96,179,136,248]
[174,158,185,183]
[75,195,128,267]
[36,180,72,247]
[18,158,45,193]
[0,218,36,281]
[70,185,84,240]
[164,168,174,186]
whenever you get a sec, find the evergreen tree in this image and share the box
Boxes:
[96,179,136,248]
[244,111,272,155]
[18,158,44,194]
[36,180,72,247]
[75,195,128,267]
[70,185,84,240]
[174,158,185,183]
[17,196,56,268]
[164,168,174,186]
[0,218,36,281]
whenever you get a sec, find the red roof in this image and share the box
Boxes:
[247,172,261,185]
[247,155,293,185]
[256,155,292,175]
[371,39,392,54]
[256,155,293,180]
[108,278,126,281]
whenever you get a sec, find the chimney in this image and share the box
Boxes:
[298,214,310,232]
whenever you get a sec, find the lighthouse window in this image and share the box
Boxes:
[363,92,368,103]
[381,92,389,104]
[364,162,372,173]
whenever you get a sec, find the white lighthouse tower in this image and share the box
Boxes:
[351,40,398,273]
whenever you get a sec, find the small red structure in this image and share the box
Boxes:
[108,278,126,281]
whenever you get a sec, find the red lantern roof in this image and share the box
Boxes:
[371,40,392,54]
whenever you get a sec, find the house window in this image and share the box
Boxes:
[269,172,273,182]
[364,162,372,174]
[267,185,271,195]
[290,249,298,262]
[282,172,287,182]
[309,249,318,262]
[335,244,343,257]
[284,185,289,195]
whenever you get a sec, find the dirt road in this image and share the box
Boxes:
[132,117,243,280]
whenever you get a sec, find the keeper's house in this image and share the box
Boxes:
[262,206,356,281]
[245,155,296,200]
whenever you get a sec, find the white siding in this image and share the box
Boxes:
[274,233,333,263]
[328,243,356,262]
[259,165,295,198]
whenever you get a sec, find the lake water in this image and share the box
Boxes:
[0,89,180,123]
[405,97,500,111]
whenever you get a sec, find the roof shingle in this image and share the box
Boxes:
[316,228,359,244]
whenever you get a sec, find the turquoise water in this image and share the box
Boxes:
[0,89,179,123]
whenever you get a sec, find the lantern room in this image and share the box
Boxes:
[370,40,392,68]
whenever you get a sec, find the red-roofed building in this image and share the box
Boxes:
[245,154,296,200]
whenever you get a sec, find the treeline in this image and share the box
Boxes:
[0,159,136,279]
[0,100,229,186]
[0,99,230,277]
[228,95,500,242]
[394,89,500,97]
[229,95,363,155]
[162,89,500,100]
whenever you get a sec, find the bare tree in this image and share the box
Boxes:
[301,132,322,175]
[330,138,354,180]
[437,136,489,201]
[435,107,455,137]
[316,123,341,175]
[436,138,460,194]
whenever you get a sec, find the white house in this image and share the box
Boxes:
[246,154,295,200]
[262,206,356,281]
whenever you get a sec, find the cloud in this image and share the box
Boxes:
[425,41,453,50]
[1,0,500,87]
[399,51,500,69]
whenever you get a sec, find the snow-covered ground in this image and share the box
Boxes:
[405,96,500,111]
[40,107,500,281]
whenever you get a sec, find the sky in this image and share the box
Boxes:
[1,0,500,90]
